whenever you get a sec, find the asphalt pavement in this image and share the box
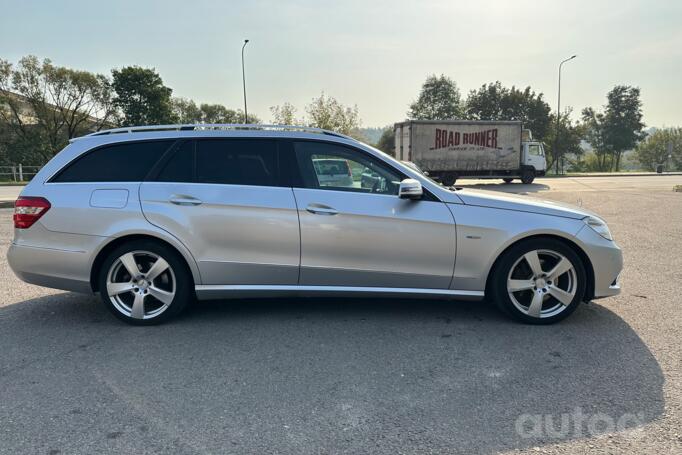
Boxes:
[0,176,681,454]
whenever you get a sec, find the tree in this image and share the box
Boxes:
[581,85,644,171]
[270,102,303,125]
[111,66,174,126]
[0,55,115,162]
[464,81,551,139]
[635,128,682,171]
[375,128,394,156]
[305,93,361,135]
[269,94,362,136]
[544,108,585,171]
[580,107,610,171]
[602,85,645,171]
[199,104,237,123]
[172,97,257,124]
[171,97,202,123]
[408,74,463,120]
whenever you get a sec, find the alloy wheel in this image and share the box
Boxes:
[506,249,577,319]
[106,250,176,320]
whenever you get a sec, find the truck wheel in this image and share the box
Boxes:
[503,178,514,184]
[440,174,457,186]
[521,170,535,184]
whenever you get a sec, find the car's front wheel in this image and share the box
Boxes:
[491,238,586,324]
[98,240,192,325]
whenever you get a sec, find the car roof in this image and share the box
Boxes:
[65,124,368,157]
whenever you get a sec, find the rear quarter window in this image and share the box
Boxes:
[51,140,175,182]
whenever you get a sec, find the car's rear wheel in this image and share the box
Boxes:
[503,178,514,183]
[98,240,192,325]
[491,238,586,324]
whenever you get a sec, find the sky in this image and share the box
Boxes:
[1,0,681,128]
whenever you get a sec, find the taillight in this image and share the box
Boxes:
[14,197,51,229]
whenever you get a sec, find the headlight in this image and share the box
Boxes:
[583,216,613,241]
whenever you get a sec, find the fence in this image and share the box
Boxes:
[0,165,43,182]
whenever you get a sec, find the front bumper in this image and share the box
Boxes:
[575,225,623,299]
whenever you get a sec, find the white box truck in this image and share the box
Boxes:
[394,120,547,185]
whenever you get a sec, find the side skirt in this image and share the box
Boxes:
[194,285,484,301]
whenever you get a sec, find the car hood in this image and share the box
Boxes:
[455,189,597,220]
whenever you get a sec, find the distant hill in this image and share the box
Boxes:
[357,126,391,145]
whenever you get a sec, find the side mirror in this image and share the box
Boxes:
[398,178,423,200]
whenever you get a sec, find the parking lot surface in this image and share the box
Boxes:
[1,175,681,454]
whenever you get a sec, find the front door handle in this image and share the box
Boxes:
[306,203,338,216]
[169,195,203,206]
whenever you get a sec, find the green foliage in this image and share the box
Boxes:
[603,85,645,171]
[408,74,463,120]
[544,108,585,171]
[306,93,361,135]
[375,128,394,156]
[635,128,682,171]
[111,66,174,126]
[171,97,201,123]
[0,55,115,160]
[567,152,604,172]
[172,97,259,124]
[464,81,551,139]
[581,85,644,171]
[270,94,362,136]
[270,102,302,126]
[580,107,610,171]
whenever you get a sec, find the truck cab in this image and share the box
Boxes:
[520,141,547,182]
[513,129,546,184]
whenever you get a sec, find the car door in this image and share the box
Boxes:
[140,138,300,285]
[290,140,456,289]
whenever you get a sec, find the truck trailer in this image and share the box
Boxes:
[394,120,547,185]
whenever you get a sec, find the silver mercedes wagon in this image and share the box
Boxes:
[7,124,622,325]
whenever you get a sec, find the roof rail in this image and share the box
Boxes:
[82,123,356,141]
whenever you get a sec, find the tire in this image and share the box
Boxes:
[97,239,193,325]
[503,178,514,184]
[521,169,535,184]
[490,238,587,324]
[441,175,457,186]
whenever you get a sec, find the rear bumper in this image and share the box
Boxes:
[7,242,93,294]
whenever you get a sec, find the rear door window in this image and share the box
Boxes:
[52,140,174,182]
[155,141,194,183]
[195,139,278,187]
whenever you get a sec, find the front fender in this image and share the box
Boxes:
[447,204,584,292]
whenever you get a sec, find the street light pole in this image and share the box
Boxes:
[241,39,249,124]
[555,54,577,174]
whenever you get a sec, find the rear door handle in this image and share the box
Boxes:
[169,195,203,206]
[306,203,338,215]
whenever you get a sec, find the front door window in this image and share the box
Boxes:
[294,141,402,195]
